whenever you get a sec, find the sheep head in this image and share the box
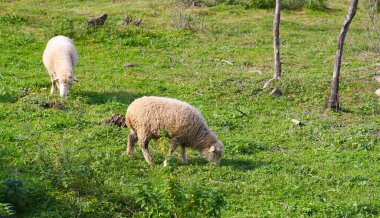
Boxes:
[203,140,224,166]
[55,73,77,98]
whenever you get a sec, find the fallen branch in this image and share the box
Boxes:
[123,63,138,68]
[250,69,263,75]
[205,58,233,65]
[235,106,249,118]
[270,88,282,96]
[306,133,320,141]
[106,113,127,128]
[50,100,63,109]
[263,77,281,89]
[221,59,233,65]
[263,78,274,89]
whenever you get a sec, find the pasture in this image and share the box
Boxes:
[0,0,379,217]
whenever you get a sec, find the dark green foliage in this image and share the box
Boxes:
[0,203,14,216]
[134,166,226,217]
[0,178,28,213]
[246,0,276,9]
[122,36,150,47]
[229,140,266,155]
[52,18,76,39]
[0,86,19,103]
[0,14,27,25]
[231,0,328,10]
[282,0,328,10]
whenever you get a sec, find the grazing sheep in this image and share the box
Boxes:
[123,16,132,26]
[133,18,142,26]
[43,35,78,98]
[125,96,224,166]
[88,13,108,26]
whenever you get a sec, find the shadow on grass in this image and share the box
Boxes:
[185,156,267,171]
[324,106,380,116]
[0,95,18,103]
[321,6,342,14]
[221,157,268,171]
[79,90,144,105]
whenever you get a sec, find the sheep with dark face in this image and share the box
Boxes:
[42,35,78,98]
[87,13,108,26]
[125,96,224,166]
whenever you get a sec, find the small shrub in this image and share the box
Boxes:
[0,203,14,216]
[34,147,98,194]
[0,178,28,212]
[52,18,75,38]
[249,0,275,9]
[0,86,18,103]
[244,0,328,10]
[173,0,207,32]
[122,36,150,47]
[330,126,378,151]
[286,0,328,10]
[0,14,27,25]
[135,182,167,216]
[225,0,242,5]
[229,141,266,155]
[134,167,226,217]
[11,34,36,46]
[162,167,186,215]
[362,0,380,52]
[203,0,225,6]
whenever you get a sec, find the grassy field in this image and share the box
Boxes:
[1,0,380,217]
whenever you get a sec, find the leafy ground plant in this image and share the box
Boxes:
[134,166,226,217]
[0,203,14,216]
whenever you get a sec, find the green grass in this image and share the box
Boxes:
[1,0,379,217]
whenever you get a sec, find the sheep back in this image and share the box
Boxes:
[126,96,212,147]
[43,35,78,78]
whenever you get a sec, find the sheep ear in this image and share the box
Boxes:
[209,146,215,153]
[73,76,78,82]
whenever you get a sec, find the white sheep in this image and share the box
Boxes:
[125,96,224,166]
[42,35,78,98]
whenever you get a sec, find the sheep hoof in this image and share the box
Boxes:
[163,160,168,167]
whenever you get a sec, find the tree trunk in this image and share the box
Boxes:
[273,0,281,79]
[327,0,359,110]
[263,0,281,89]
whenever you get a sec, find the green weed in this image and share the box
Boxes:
[0,14,27,25]
[0,203,14,216]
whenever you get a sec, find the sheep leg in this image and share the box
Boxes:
[169,143,179,155]
[50,79,58,94]
[139,137,152,165]
[164,143,179,167]
[181,146,188,164]
[126,132,137,155]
